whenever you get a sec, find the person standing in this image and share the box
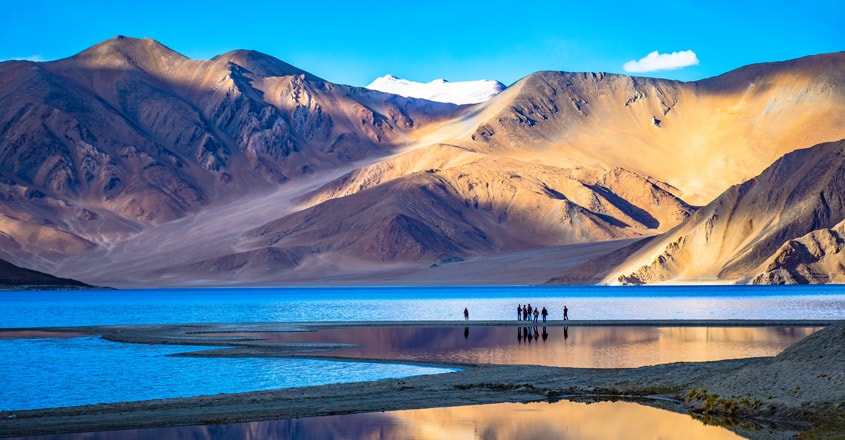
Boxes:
[532,307,539,324]
[523,305,528,321]
[517,304,522,321]
[563,305,569,320]
[464,307,469,321]
[541,306,548,323]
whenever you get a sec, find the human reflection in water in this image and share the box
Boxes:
[533,326,539,341]
[464,327,469,339]
[517,327,523,343]
[564,327,569,340]
[542,327,548,342]
[523,327,530,343]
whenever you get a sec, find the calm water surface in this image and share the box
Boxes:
[218,325,821,368]
[2,285,844,327]
[1,285,840,429]
[8,400,748,440]
[0,335,456,411]
[0,325,820,411]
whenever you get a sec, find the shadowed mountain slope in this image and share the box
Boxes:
[0,257,89,289]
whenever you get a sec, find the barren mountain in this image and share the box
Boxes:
[0,38,843,287]
[0,36,461,272]
[456,53,845,205]
[595,140,845,284]
[0,257,89,289]
[751,218,845,284]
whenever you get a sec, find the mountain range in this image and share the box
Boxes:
[0,36,842,288]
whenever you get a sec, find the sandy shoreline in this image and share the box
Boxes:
[1,320,842,439]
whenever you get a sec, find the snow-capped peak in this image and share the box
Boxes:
[365,75,505,105]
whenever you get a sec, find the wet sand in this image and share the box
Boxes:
[0,320,842,439]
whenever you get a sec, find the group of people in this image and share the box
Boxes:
[517,304,568,322]
[517,304,546,323]
[461,304,570,321]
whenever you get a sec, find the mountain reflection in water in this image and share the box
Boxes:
[215,326,819,368]
[14,400,745,440]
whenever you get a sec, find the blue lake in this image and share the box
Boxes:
[2,285,844,328]
[0,335,456,411]
[0,285,842,414]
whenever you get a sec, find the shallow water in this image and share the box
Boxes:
[8,400,749,440]
[2,285,844,328]
[0,325,819,412]
[0,336,456,411]
[217,325,821,368]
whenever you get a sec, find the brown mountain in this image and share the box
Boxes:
[752,219,845,284]
[0,36,460,273]
[456,53,845,205]
[0,38,843,287]
[586,140,845,284]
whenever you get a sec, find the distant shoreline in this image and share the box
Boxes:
[0,321,842,439]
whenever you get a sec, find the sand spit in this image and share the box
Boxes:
[0,321,842,439]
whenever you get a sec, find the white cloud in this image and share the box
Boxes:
[623,50,699,73]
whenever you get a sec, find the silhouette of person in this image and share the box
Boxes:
[523,305,528,321]
[563,305,569,320]
[464,307,469,321]
[541,306,548,322]
[533,307,539,324]
[517,304,522,321]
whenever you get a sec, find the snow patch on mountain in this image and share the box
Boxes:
[366,75,506,105]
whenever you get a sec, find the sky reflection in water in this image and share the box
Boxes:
[10,400,746,440]
[0,336,456,411]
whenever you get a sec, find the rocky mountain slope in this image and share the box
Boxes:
[454,53,845,205]
[751,219,845,284]
[0,36,461,272]
[0,257,89,289]
[595,140,845,284]
[0,38,843,287]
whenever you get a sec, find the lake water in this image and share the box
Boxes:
[8,400,750,440]
[0,285,841,436]
[214,325,822,368]
[2,285,844,328]
[0,324,818,412]
[0,335,456,412]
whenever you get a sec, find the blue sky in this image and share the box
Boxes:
[1,0,842,87]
